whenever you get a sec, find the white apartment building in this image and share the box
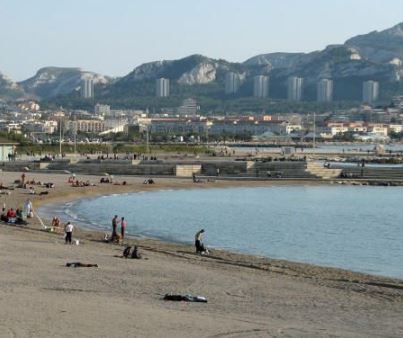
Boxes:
[389,124,403,134]
[285,124,303,134]
[81,79,94,98]
[363,80,379,104]
[156,78,170,97]
[225,72,241,94]
[367,123,388,136]
[177,98,198,115]
[253,75,269,98]
[95,103,111,116]
[287,76,303,101]
[327,122,350,135]
[317,79,333,103]
[67,120,105,133]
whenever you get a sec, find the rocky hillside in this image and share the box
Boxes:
[118,54,248,86]
[101,54,255,99]
[0,71,25,99]
[19,67,113,99]
[264,45,401,100]
[243,52,308,69]
[2,22,403,105]
[345,22,403,64]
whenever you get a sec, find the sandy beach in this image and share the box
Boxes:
[1,172,403,337]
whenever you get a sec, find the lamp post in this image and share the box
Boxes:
[313,112,316,149]
[59,119,62,157]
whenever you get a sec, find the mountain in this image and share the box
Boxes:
[118,54,248,86]
[265,45,400,100]
[345,22,403,64]
[0,71,25,99]
[5,22,403,108]
[19,67,113,99]
[243,52,308,69]
[101,54,254,100]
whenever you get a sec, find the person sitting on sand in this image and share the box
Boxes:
[131,246,142,259]
[6,208,16,219]
[1,211,8,222]
[143,178,155,184]
[15,209,27,225]
[6,208,17,223]
[28,186,36,194]
[16,208,23,220]
[52,217,60,227]
[123,246,132,258]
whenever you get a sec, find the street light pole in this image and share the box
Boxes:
[146,125,150,154]
[74,116,77,157]
[59,119,62,157]
[313,112,316,149]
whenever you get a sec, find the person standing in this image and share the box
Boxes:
[64,221,74,244]
[21,172,26,187]
[111,215,118,241]
[120,217,127,240]
[194,229,205,254]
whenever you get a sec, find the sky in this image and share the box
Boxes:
[1,0,403,81]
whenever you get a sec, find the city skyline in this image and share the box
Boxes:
[1,0,403,80]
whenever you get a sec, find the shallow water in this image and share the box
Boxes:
[39,186,403,279]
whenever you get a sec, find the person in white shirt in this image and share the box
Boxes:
[64,221,74,244]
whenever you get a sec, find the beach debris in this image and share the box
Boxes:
[66,262,98,268]
[163,294,207,303]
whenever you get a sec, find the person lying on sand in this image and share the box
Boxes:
[66,262,98,268]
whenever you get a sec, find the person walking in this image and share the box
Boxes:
[111,215,118,241]
[64,221,74,244]
[194,229,205,254]
[120,217,127,240]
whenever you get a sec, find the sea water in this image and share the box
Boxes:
[39,186,403,279]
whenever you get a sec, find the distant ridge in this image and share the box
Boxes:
[1,22,402,105]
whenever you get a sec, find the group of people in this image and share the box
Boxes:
[110,215,127,242]
[0,199,33,225]
[68,174,94,187]
[122,245,142,259]
[1,207,23,224]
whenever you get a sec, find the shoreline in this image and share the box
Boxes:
[22,172,401,284]
[37,185,403,281]
[2,171,403,337]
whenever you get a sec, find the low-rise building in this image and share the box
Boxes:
[367,123,388,136]
[388,124,403,134]
[67,120,105,133]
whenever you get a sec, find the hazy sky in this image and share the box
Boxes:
[1,0,403,81]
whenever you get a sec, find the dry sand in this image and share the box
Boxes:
[0,172,403,338]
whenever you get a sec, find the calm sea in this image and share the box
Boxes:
[39,186,403,279]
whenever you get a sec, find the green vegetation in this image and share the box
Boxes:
[0,132,29,145]
[15,142,211,156]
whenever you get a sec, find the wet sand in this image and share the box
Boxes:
[1,172,403,337]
